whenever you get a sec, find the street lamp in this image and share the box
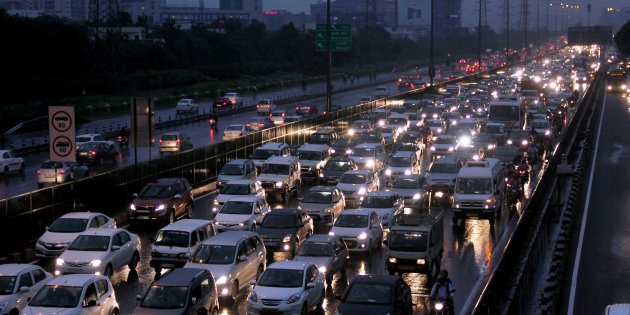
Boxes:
[429,0,435,86]
[506,0,510,65]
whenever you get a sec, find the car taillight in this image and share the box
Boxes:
[176,139,180,144]
[58,169,65,174]
[90,150,96,155]
[37,170,41,175]
[282,113,285,117]
[159,139,163,145]
[296,106,299,110]
[246,123,251,127]
[259,123,264,126]
[269,113,272,117]
[307,106,311,110]
[117,136,122,140]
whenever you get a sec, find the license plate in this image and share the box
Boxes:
[45,174,54,178]
[466,213,478,217]
[398,265,415,270]
[162,263,175,268]
[79,152,88,156]
[327,180,337,184]
[137,215,149,219]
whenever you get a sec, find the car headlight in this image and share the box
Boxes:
[451,121,457,126]
[432,113,438,119]
[435,191,444,198]
[545,130,551,136]
[404,169,411,175]
[431,146,436,151]
[522,140,528,145]
[422,113,427,118]
[346,149,353,154]
[328,231,335,236]
[249,291,258,302]
[416,258,426,264]
[413,193,421,200]
[348,129,355,135]
[213,199,219,206]
[397,127,404,133]
[454,201,461,208]
[460,137,471,146]
[378,120,385,126]
[507,139,513,145]
[358,232,367,240]
[283,235,292,242]
[275,181,283,188]
[357,188,366,195]
[318,266,327,273]
[385,169,392,176]
[90,260,102,267]
[487,144,494,150]
[365,159,375,167]
[287,293,301,304]
[56,258,64,266]
[388,257,397,263]
[216,276,228,285]
[448,147,454,152]
[155,204,166,212]
[623,85,628,90]
[437,127,443,133]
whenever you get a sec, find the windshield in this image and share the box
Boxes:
[332,139,352,147]
[261,214,295,229]
[522,90,538,97]
[302,191,332,204]
[361,196,393,208]
[190,245,235,264]
[76,137,91,143]
[388,230,428,252]
[344,283,391,305]
[390,156,412,167]
[443,112,460,119]
[78,143,99,151]
[352,147,374,157]
[298,151,322,161]
[48,218,89,233]
[220,201,253,215]
[324,161,351,171]
[430,163,458,173]
[395,142,416,152]
[161,135,178,141]
[253,149,279,160]
[139,185,173,199]
[435,137,456,145]
[489,106,520,121]
[261,164,289,175]
[475,134,495,143]
[310,134,331,144]
[140,286,188,309]
[456,178,493,194]
[220,164,244,175]
[485,125,504,133]
[271,112,284,117]
[29,285,82,308]
[509,131,529,139]
[258,269,303,288]
[40,161,64,169]
[0,276,16,294]
[358,133,381,142]
[154,230,189,247]
[226,125,243,131]
[393,178,423,189]
[68,235,110,251]
[339,174,366,184]
[219,184,250,195]
[334,215,368,228]
[352,122,371,129]
[297,242,332,256]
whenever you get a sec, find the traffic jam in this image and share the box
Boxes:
[0,46,600,315]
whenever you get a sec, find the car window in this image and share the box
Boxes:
[96,216,108,226]
[198,227,208,241]
[82,283,98,306]
[111,233,123,247]
[32,269,46,283]
[95,280,109,298]
[306,265,318,282]
[254,236,263,249]
[18,272,33,288]
[237,243,246,257]
[370,213,378,225]
[89,218,100,228]
[190,284,202,302]
[245,239,256,255]
[190,231,199,246]
[119,232,130,244]
[201,277,213,293]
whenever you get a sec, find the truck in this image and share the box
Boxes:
[488,95,523,132]
[384,209,445,278]
[175,98,199,114]
[453,158,505,225]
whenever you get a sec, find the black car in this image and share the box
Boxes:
[506,130,531,151]
[336,275,413,315]
[213,96,233,111]
[256,208,313,257]
[331,138,356,157]
[321,157,358,184]
[76,142,117,164]
[494,146,521,165]
[295,105,318,117]
[134,268,219,315]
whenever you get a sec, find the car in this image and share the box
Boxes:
[223,124,253,141]
[493,145,521,165]
[251,142,291,170]
[0,150,24,175]
[474,133,499,157]
[247,261,325,315]
[374,86,391,98]
[257,156,301,203]
[297,143,332,181]
[0,264,53,315]
[506,129,531,151]
[530,119,552,137]
[128,178,195,224]
[321,156,358,184]
[309,129,339,146]
[256,208,313,257]
[329,209,383,255]
[602,304,630,315]
[336,169,379,208]
[357,191,404,229]
[159,132,193,155]
[75,133,113,149]
[213,180,266,213]
[295,105,318,117]
[213,96,233,111]
[35,212,116,258]
[175,98,200,114]
[24,274,119,315]
[256,99,277,115]
[388,174,428,209]
[213,195,270,232]
[247,117,275,131]
[293,234,349,286]
[134,268,219,315]
[385,151,421,182]
[217,159,257,189]
[76,141,117,164]
[349,120,373,135]
[335,274,413,315]
[430,135,459,160]
[55,228,140,278]
[224,92,243,106]
[184,231,266,304]
[298,186,345,225]
[36,161,89,188]
[269,110,286,125]
[393,138,423,161]
[330,138,356,157]
[425,119,446,135]
[355,129,386,147]
[349,143,388,172]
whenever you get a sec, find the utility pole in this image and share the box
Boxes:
[587,4,591,27]
[326,0,332,113]
[506,0,510,65]
[522,0,528,55]
[546,0,550,49]
[536,0,540,51]
[429,0,435,86]
[478,0,485,73]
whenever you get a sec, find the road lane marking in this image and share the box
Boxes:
[567,90,607,315]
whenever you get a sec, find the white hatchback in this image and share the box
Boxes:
[213,195,270,232]
[223,124,253,141]
[329,209,383,255]
[55,228,140,278]
[213,180,266,213]
[0,264,53,315]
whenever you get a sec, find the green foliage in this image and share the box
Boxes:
[615,20,630,56]
[124,69,206,90]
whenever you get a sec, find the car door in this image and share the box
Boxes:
[109,233,125,270]
[253,199,265,224]
[173,182,185,215]
[95,279,115,315]
[234,242,248,289]
[369,213,381,241]
[80,282,101,315]
[16,271,34,307]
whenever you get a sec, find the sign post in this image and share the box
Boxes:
[130,97,155,168]
[316,24,352,52]
[48,106,76,163]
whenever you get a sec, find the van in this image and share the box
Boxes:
[452,158,504,225]
[385,211,445,276]
[150,219,217,274]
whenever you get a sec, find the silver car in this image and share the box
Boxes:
[293,234,348,286]
[356,191,404,229]
[217,159,257,189]
[298,186,345,225]
[335,170,379,208]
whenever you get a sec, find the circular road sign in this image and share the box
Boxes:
[52,135,73,157]
[51,110,73,133]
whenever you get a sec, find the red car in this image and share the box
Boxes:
[213,97,233,111]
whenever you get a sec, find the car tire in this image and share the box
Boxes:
[104,264,113,278]
[229,280,239,303]
[128,251,140,270]
[186,204,193,218]
[301,303,308,315]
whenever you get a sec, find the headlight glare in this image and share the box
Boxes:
[358,232,367,240]
[90,259,101,267]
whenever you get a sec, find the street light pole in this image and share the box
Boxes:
[536,0,540,50]
[326,0,332,113]
[429,0,435,86]
[546,0,549,49]
[478,0,482,74]
[506,0,510,65]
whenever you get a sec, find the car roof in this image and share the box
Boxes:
[267,260,310,271]
[160,219,210,232]
[224,195,260,202]
[48,274,106,287]
[267,208,303,215]
[299,144,329,151]
[0,264,40,276]
[391,151,415,158]
[342,170,370,175]
[364,191,396,197]
[305,186,338,193]
[354,143,381,149]
[223,179,257,185]
[265,156,298,164]
[304,234,336,243]
[200,231,258,246]
[433,156,459,164]
[155,268,208,286]
[226,159,252,165]
[350,274,399,285]
[604,304,630,315]
[78,227,125,237]
[340,209,373,216]
[258,142,288,149]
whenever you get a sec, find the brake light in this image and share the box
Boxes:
[269,113,272,117]
[259,123,264,126]
[90,150,97,155]
[246,123,251,127]
[58,169,65,174]
[159,139,163,145]
[296,106,299,110]
[117,136,122,140]
[307,106,311,110]
[176,139,180,144]
[282,113,285,117]
[37,170,41,175]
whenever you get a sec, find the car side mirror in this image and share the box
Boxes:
[250,279,257,286]
[19,286,30,294]
[306,282,315,289]
[86,300,97,307]
[238,255,248,262]
[174,194,182,200]
[191,297,197,305]
[132,193,138,198]
[197,308,208,315]
[136,294,142,301]
[111,245,121,251]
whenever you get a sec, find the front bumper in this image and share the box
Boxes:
[56,264,102,276]
[214,222,250,232]
[453,206,496,219]
[340,237,370,252]
[35,243,68,258]
[247,300,302,315]
[261,238,294,252]
[386,258,429,273]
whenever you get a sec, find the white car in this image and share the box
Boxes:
[0,264,53,315]
[335,170,379,207]
[356,191,404,229]
[36,161,89,188]
[225,92,243,106]
[256,99,277,115]
[269,110,286,125]
[175,98,200,114]
[329,209,383,254]
[247,261,325,315]
[374,86,391,98]
[213,180,266,213]
[75,134,113,149]
[213,195,270,232]
[223,124,253,141]
[55,228,140,278]
[0,150,24,175]
[35,212,116,258]
[530,119,552,136]
[24,274,119,315]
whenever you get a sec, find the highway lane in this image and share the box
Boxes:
[32,144,525,315]
[0,77,405,200]
[564,92,630,314]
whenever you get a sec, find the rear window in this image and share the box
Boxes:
[226,125,243,131]
[76,137,91,142]
[271,112,284,117]
[161,134,178,141]
[40,161,63,169]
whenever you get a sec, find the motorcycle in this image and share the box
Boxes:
[516,166,529,187]
[208,118,217,131]
[506,181,522,208]
[117,136,128,150]
[431,297,453,315]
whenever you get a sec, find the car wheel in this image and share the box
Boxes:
[169,210,176,224]
[230,280,239,302]
[128,251,140,270]
[301,303,308,315]
[104,264,113,278]
[186,204,193,218]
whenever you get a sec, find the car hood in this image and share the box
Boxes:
[298,203,332,213]
[214,213,251,224]
[153,244,188,254]
[218,175,244,182]
[257,174,289,183]
[59,250,108,262]
[184,262,233,280]
[254,286,302,301]
[293,256,332,269]
[133,307,185,315]
[132,198,171,207]
[0,294,18,306]
[23,306,81,314]
[257,228,295,238]
[331,227,367,237]
[38,231,80,245]
[390,188,421,198]
[336,303,393,315]
[322,169,345,177]
[336,183,367,192]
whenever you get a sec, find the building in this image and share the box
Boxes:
[262,9,315,31]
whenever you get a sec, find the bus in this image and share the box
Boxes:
[488,98,523,132]
[607,68,627,93]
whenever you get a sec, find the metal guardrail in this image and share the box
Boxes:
[470,67,605,314]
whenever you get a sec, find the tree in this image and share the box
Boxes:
[615,20,630,57]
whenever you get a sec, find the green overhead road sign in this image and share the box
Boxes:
[316,24,352,52]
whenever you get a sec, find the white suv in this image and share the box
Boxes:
[258,156,301,203]
[213,180,265,213]
[213,195,270,232]
[297,143,332,182]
